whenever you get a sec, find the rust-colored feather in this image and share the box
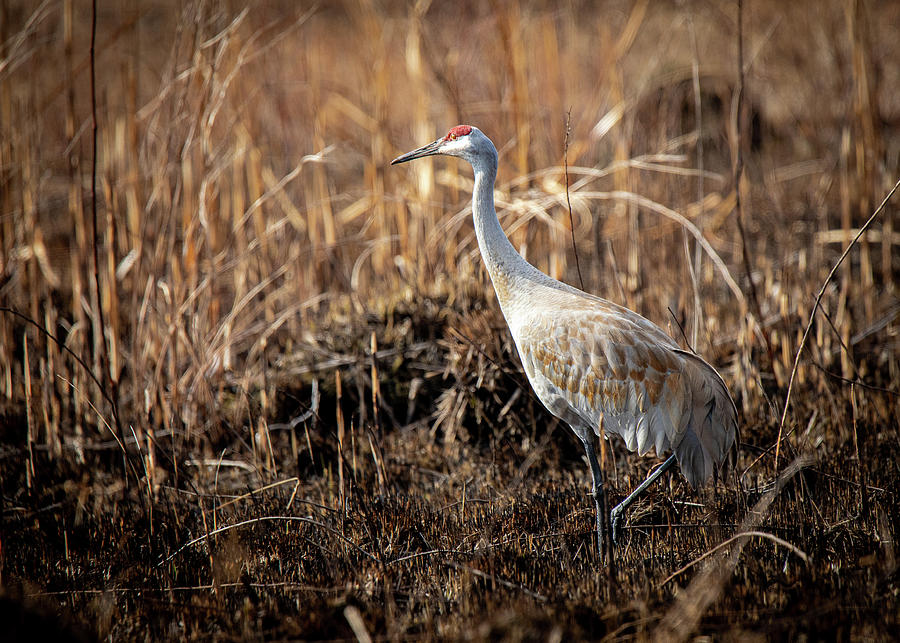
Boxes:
[512,288,737,487]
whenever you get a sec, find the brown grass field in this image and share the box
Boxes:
[1,0,899,639]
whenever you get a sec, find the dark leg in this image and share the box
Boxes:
[610,453,677,543]
[581,436,613,565]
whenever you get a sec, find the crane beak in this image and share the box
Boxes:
[391,138,443,165]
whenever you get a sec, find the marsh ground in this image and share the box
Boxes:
[1,1,899,639]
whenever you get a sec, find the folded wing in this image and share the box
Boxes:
[514,301,737,487]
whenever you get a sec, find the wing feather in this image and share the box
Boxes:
[514,298,737,487]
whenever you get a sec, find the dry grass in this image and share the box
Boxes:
[1,0,899,640]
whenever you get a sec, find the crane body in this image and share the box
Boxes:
[392,125,738,562]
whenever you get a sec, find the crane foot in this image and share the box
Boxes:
[610,506,624,545]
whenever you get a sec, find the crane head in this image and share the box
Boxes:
[391,125,483,165]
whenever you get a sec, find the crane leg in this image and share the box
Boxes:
[610,453,677,543]
[581,436,613,565]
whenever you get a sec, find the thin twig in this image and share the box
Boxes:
[809,302,898,395]
[388,549,471,565]
[668,306,696,354]
[0,308,111,411]
[447,561,547,602]
[732,0,775,367]
[850,384,869,517]
[89,0,104,385]
[215,478,336,512]
[159,516,378,565]
[89,0,124,449]
[661,530,809,586]
[687,11,703,349]
[809,360,898,397]
[774,176,900,467]
[564,109,584,290]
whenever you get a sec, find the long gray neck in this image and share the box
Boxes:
[470,154,549,307]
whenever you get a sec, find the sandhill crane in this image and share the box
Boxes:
[392,125,738,562]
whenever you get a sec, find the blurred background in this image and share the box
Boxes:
[1,1,898,639]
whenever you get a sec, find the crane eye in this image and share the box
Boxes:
[444,125,472,142]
